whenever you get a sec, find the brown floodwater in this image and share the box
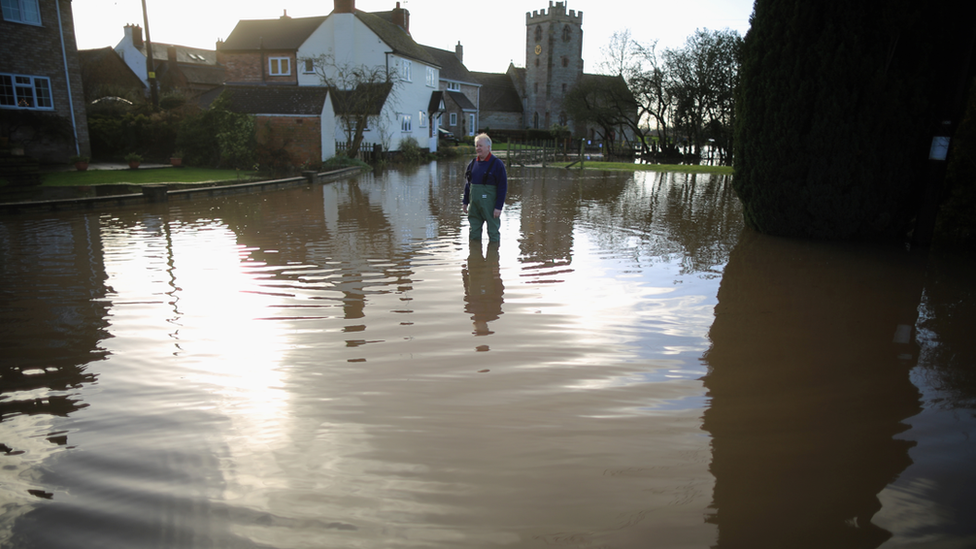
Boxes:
[1,160,974,548]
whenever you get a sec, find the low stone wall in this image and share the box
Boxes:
[0,167,364,215]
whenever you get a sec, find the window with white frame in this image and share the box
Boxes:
[1,0,41,24]
[468,114,476,136]
[419,111,428,128]
[302,59,315,74]
[426,67,435,87]
[401,59,412,82]
[449,112,457,127]
[0,73,53,110]
[400,114,412,132]
[447,82,460,92]
[268,57,291,76]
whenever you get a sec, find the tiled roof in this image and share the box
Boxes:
[133,42,218,65]
[421,46,476,84]
[471,71,523,113]
[447,90,476,112]
[197,82,394,116]
[219,11,437,68]
[219,16,328,51]
[355,11,437,66]
[199,85,330,115]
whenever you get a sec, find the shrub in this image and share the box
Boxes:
[733,0,949,239]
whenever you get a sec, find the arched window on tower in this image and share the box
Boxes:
[561,57,568,68]
[535,25,543,42]
[533,112,540,129]
[562,25,571,42]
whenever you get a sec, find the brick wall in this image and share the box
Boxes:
[255,115,321,165]
[218,51,298,84]
[1,0,91,160]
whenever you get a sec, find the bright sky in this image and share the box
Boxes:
[71,0,754,75]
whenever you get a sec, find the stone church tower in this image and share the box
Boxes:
[525,2,583,130]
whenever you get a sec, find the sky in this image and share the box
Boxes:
[71,0,755,75]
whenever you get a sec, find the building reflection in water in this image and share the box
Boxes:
[462,241,504,336]
[701,229,927,548]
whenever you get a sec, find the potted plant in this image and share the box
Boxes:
[70,155,90,171]
[170,150,183,167]
[125,152,143,169]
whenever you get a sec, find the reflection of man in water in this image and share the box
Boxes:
[463,133,508,243]
[462,241,504,335]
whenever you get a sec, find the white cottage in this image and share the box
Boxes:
[214,0,444,161]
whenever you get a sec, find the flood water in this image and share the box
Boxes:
[1,160,975,549]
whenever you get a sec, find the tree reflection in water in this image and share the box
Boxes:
[702,229,927,548]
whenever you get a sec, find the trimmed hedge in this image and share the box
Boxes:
[733,1,955,239]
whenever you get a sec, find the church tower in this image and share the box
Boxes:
[525,2,583,130]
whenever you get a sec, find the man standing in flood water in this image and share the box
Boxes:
[463,133,508,243]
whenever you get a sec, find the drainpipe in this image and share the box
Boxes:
[55,0,80,156]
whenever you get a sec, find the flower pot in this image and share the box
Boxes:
[74,161,89,171]
[170,157,183,167]
[128,161,141,169]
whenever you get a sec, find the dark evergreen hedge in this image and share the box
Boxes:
[733,1,953,239]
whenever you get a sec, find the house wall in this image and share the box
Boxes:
[298,12,438,153]
[1,0,90,160]
[219,52,263,83]
[255,115,322,166]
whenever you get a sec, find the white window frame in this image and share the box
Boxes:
[268,57,291,76]
[1,0,41,25]
[419,111,428,128]
[302,59,315,74]
[468,113,476,136]
[449,112,457,127]
[0,73,54,110]
[447,81,460,92]
[426,67,436,88]
[400,114,412,133]
[401,59,412,82]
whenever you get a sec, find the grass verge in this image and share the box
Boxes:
[37,167,261,187]
[548,161,734,175]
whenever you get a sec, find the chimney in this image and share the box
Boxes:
[126,24,144,48]
[334,0,355,14]
[455,41,463,63]
[167,46,177,64]
[392,2,409,33]
[280,9,291,19]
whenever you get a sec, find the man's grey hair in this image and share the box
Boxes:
[475,133,492,148]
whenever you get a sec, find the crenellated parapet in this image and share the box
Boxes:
[526,1,582,24]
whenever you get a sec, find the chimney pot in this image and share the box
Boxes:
[334,0,355,14]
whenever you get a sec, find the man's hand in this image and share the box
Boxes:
[493,209,502,219]
[463,204,468,214]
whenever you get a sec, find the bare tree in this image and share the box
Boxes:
[303,53,399,158]
[599,29,634,76]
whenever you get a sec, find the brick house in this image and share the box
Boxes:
[1,0,90,161]
[212,0,443,161]
[422,43,480,141]
[198,85,333,166]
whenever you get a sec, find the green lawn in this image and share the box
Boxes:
[37,167,261,187]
